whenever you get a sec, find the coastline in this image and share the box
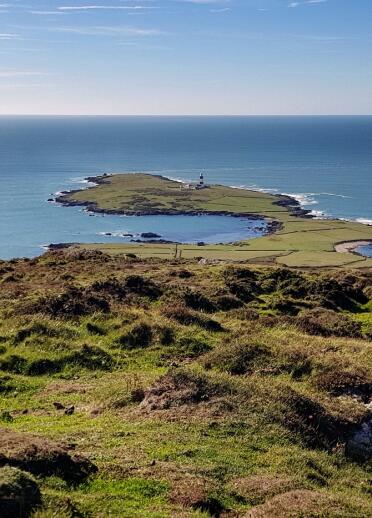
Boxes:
[47,172,372,267]
[55,173,311,221]
[334,240,372,255]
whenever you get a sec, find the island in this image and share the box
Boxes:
[57,173,372,268]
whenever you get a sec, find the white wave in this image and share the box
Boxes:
[318,192,352,199]
[230,184,279,194]
[356,218,372,226]
[309,210,327,219]
[163,175,188,184]
[281,192,318,206]
[70,176,96,187]
[97,231,135,238]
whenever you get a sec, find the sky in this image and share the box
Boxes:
[0,0,371,115]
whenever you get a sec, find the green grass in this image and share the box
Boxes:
[60,173,372,267]
[0,254,371,516]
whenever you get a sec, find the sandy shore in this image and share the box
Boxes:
[335,240,372,254]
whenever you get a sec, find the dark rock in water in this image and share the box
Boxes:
[0,466,41,518]
[47,243,77,251]
[141,232,161,239]
[104,232,112,236]
[121,233,134,237]
[47,198,54,203]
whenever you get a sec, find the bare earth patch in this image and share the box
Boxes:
[244,490,335,518]
[0,428,97,483]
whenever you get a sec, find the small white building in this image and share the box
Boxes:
[182,172,207,190]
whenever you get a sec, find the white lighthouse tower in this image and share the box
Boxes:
[199,171,204,188]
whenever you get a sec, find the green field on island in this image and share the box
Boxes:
[59,173,372,268]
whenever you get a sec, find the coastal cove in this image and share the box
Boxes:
[1,116,372,261]
[56,173,372,268]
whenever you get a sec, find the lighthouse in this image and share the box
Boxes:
[199,171,204,187]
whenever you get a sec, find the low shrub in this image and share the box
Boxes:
[171,269,193,279]
[223,267,260,303]
[295,308,363,338]
[140,368,233,410]
[26,358,61,376]
[0,428,97,483]
[125,275,162,299]
[215,294,243,311]
[13,321,76,344]
[157,326,175,346]
[33,287,110,318]
[260,268,309,297]
[314,368,371,402]
[310,273,368,310]
[204,342,271,375]
[0,355,28,374]
[163,304,223,332]
[118,323,153,349]
[181,288,216,312]
[2,345,113,376]
[266,294,300,315]
[280,388,353,450]
[0,376,13,394]
[86,322,106,335]
[177,336,212,358]
[0,466,41,518]
[90,277,127,299]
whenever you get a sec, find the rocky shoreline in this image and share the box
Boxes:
[54,173,311,228]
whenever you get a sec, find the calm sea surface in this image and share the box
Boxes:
[0,116,371,259]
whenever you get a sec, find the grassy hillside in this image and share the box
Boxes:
[58,174,372,268]
[0,249,371,517]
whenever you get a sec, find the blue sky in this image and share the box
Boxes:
[0,0,371,114]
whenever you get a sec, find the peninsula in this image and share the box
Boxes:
[57,173,372,268]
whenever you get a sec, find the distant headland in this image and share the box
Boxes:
[54,173,372,268]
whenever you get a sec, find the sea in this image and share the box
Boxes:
[0,116,371,260]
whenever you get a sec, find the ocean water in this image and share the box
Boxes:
[356,244,372,258]
[0,116,371,260]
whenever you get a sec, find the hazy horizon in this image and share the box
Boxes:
[1,0,371,116]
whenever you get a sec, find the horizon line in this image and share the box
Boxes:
[1,113,372,118]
